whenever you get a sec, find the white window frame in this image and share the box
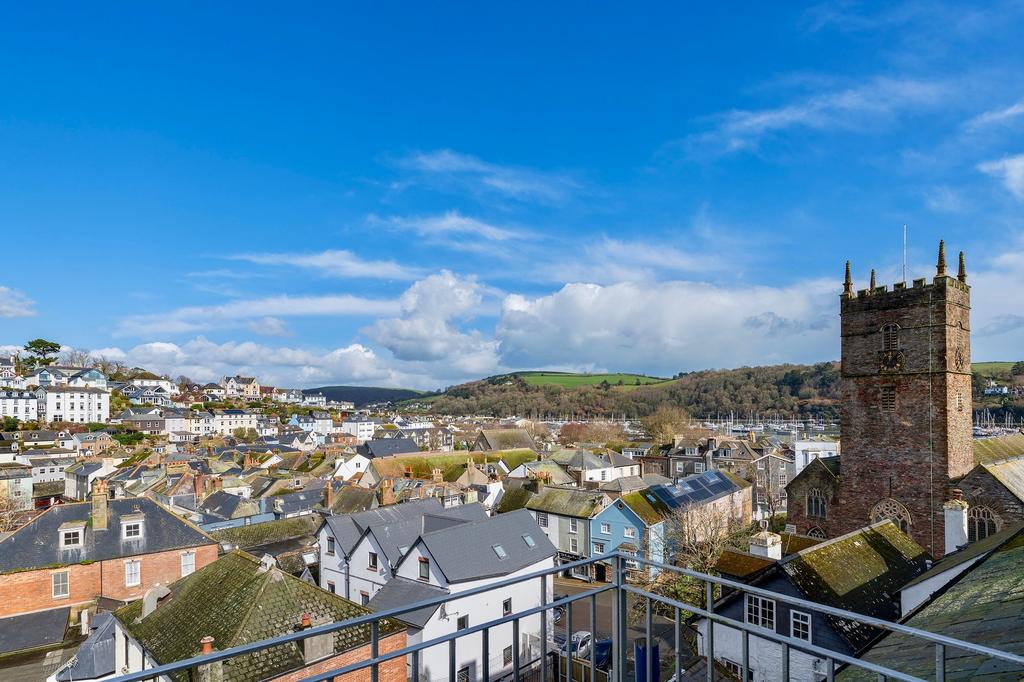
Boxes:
[624,527,636,539]
[568,518,578,534]
[745,594,775,631]
[600,522,611,535]
[790,610,811,641]
[569,537,579,553]
[694,463,705,473]
[124,560,141,587]
[594,541,605,554]
[60,529,83,548]
[368,551,378,570]
[122,522,142,540]
[536,512,548,528]
[52,571,69,599]
[181,551,196,577]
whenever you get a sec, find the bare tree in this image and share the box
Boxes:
[60,348,93,367]
[640,404,691,444]
[627,498,753,621]
[0,496,26,534]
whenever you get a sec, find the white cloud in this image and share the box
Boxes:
[966,98,1024,130]
[679,77,949,157]
[96,337,413,387]
[977,154,1024,199]
[246,317,289,336]
[923,185,967,213]
[372,210,527,242]
[395,149,581,204]
[0,287,35,318]
[496,279,838,375]
[365,271,500,374]
[117,293,399,336]
[230,249,420,280]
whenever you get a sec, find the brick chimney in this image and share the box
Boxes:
[91,479,109,531]
[325,482,334,509]
[193,474,205,501]
[431,467,443,482]
[197,636,223,682]
[379,479,395,506]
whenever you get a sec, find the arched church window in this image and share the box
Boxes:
[870,498,912,533]
[807,527,826,539]
[968,506,1001,543]
[881,323,900,350]
[807,489,827,519]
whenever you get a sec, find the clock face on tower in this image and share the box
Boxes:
[878,350,905,373]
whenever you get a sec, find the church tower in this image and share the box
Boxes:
[833,241,972,556]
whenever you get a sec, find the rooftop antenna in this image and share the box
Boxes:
[902,224,907,283]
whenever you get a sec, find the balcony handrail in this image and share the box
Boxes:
[630,553,1024,668]
[101,550,1023,682]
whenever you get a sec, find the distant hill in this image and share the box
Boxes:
[306,385,425,407]
[405,363,843,419]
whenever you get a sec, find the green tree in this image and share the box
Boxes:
[23,339,62,368]
[232,427,258,443]
[1,416,18,431]
[1012,361,1024,376]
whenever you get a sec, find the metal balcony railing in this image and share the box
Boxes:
[104,551,1023,682]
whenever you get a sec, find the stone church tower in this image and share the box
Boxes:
[788,242,972,557]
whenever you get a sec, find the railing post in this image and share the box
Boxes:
[742,629,749,682]
[566,595,574,682]
[542,573,549,682]
[826,657,834,682]
[674,607,682,682]
[645,596,653,682]
[514,618,521,682]
[781,641,789,682]
[706,581,715,682]
[590,593,598,682]
[371,620,379,682]
[617,555,628,682]
[412,650,420,682]
[482,626,490,682]
[935,643,946,682]
[449,638,457,682]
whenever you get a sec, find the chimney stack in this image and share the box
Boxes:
[431,467,443,483]
[201,636,215,654]
[91,479,108,531]
[379,479,396,506]
[749,527,782,560]
[943,490,969,556]
[196,636,223,682]
[325,482,334,510]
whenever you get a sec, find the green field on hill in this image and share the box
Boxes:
[973,361,1020,377]
[515,371,669,388]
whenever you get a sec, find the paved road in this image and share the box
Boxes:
[552,576,687,677]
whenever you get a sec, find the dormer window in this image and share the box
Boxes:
[122,521,142,540]
[60,529,83,548]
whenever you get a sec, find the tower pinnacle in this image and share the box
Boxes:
[937,240,947,277]
[870,269,876,290]
[958,251,967,283]
[844,260,853,296]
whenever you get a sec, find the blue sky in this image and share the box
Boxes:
[2,2,1024,389]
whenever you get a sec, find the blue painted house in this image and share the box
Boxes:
[589,495,667,580]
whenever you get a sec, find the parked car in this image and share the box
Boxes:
[555,631,613,670]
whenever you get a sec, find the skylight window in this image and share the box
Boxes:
[493,544,508,559]
[522,534,536,547]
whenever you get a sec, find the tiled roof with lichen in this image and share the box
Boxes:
[496,487,533,513]
[840,526,1024,681]
[526,487,608,518]
[972,434,1024,465]
[714,549,776,578]
[211,516,322,551]
[782,521,929,651]
[981,457,1024,503]
[371,450,538,482]
[114,551,404,682]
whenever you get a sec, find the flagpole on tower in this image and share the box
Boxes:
[903,224,907,283]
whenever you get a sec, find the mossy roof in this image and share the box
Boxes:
[526,487,608,518]
[115,551,404,682]
[972,434,1024,465]
[370,450,538,482]
[981,457,1024,503]
[841,527,1024,681]
[211,516,322,551]
[778,532,823,554]
[619,490,670,526]
[715,549,775,578]
[496,487,533,513]
[781,521,929,651]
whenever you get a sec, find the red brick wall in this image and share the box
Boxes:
[271,631,407,682]
[0,543,218,618]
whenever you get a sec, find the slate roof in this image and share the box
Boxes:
[781,521,929,651]
[476,429,537,452]
[408,508,556,583]
[979,457,1024,503]
[0,606,70,655]
[321,498,444,558]
[0,497,215,573]
[513,460,574,485]
[365,503,488,568]
[496,487,534,513]
[901,521,1024,590]
[212,515,322,551]
[115,551,405,682]
[360,438,420,458]
[972,434,1024,465]
[199,490,259,521]
[841,526,1024,681]
[526,487,608,518]
[263,488,325,517]
[54,612,115,681]
[367,576,448,628]
[328,484,377,514]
